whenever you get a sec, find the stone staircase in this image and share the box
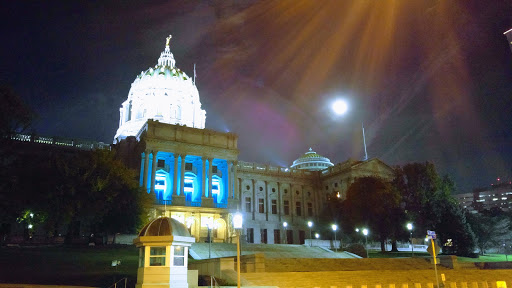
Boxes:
[190,243,358,260]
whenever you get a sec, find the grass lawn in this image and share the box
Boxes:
[0,245,138,287]
[458,254,512,262]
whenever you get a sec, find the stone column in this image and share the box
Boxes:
[143,150,149,192]
[208,158,213,198]
[173,153,178,196]
[277,182,281,222]
[233,161,238,199]
[264,181,269,221]
[301,185,305,219]
[251,179,256,220]
[238,178,242,210]
[150,150,158,194]
[227,161,232,199]
[201,157,207,197]
[180,154,186,196]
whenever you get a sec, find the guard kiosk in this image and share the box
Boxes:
[134,217,195,288]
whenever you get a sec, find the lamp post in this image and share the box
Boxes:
[308,221,313,247]
[362,228,369,258]
[407,223,414,257]
[332,224,338,252]
[233,213,243,288]
[283,222,288,244]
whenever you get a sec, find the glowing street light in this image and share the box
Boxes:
[362,228,369,258]
[233,213,243,288]
[332,224,338,252]
[407,223,414,257]
[308,221,313,247]
[315,233,320,239]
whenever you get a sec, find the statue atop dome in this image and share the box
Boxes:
[166,35,172,47]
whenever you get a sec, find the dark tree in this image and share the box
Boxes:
[341,176,403,252]
[393,162,476,256]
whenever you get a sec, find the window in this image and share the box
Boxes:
[261,229,267,244]
[284,189,288,194]
[334,182,338,187]
[296,201,302,216]
[307,202,313,216]
[185,163,192,171]
[274,229,281,244]
[259,187,263,191]
[173,246,185,266]
[212,166,218,173]
[157,159,165,168]
[258,198,264,213]
[245,197,252,212]
[284,200,290,215]
[149,246,166,266]
[325,185,328,190]
[246,185,250,190]
[271,199,277,214]
[272,188,276,192]
[247,228,254,243]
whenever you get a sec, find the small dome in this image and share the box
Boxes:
[138,217,191,237]
[290,148,334,171]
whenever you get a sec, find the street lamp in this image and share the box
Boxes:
[307,221,313,247]
[233,213,243,288]
[407,223,414,257]
[283,222,288,244]
[332,224,338,252]
[315,233,320,239]
[362,228,369,258]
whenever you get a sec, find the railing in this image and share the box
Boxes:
[106,277,127,288]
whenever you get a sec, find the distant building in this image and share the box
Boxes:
[113,37,395,245]
[454,183,512,213]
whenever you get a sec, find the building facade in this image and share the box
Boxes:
[115,37,395,245]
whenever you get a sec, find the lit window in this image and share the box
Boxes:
[149,247,166,266]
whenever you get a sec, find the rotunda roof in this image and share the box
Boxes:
[290,148,334,171]
[138,217,191,237]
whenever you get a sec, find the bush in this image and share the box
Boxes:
[345,243,368,258]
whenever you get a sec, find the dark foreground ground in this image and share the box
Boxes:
[0,245,138,288]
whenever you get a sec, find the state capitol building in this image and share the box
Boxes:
[108,36,394,245]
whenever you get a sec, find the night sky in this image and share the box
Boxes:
[2,1,512,193]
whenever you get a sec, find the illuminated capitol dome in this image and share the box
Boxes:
[290,148,334,171]
[114,35,206,143]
